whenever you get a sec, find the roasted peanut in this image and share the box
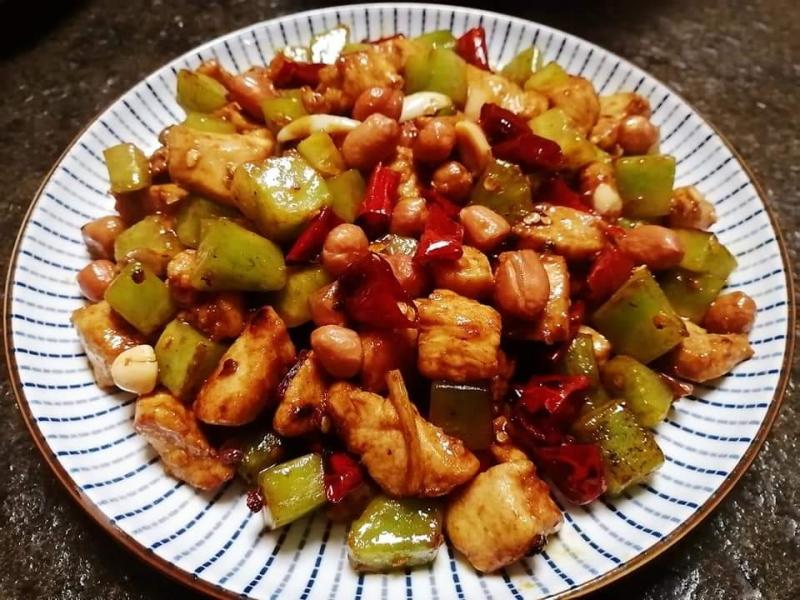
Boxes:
[493,250,550,320]
[432,161,473,200]
[321,224,369,277]
[309,282,347,327]
[398,121,418,147]
[341,113,400,170]
[110,344,158,395]
[390,197,429,237]
[384,253,431,298]
[81,216,126,260]
[413,119,456,164]
[703,292,757,334]
[668,185,717,230]
[431,246,494,299]
[459,205,511,252]
[182,292,247,340]
[76,260,117,302]
[310,325,363,379]
[619,225,684,270]
[352,86,404,121]
[617,115,659,155]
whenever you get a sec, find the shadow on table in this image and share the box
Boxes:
[0,0,85,57]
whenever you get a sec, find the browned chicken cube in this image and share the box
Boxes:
[590,92,651,150]
[507,255,571,344]
[514,205,606,261]
[431,246,494,300]
[194,306,296,426]
[445,460,562,572]
[71,301,145,388]
[317,49,403,111]
[134,390,234,491]
[665,321,754,383]
[360,328,418,393]
[179,292,247,341]
[165,126,273,204]
[544,75,600,136]
[273,351,328,437]
[386,146,422,200]
[464,65,548,121]
[416,289,501,382]
[327,375,480,497]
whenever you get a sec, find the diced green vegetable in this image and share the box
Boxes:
[429,381,492,450]
[154,319,226,400]
[103,143,151,194]
[310,25,350,63]
[405,47,467,106]
[232,156,332,243]
[468,159,533,224]
[176,69,229,113]
[672,229,736,276]
[175,196,238,248]
[501,47,543,86]
[262,97,308,133]
[297,132,346,177]
[404,47,431,94]
[558,333,610,413]
[414,30,456,49]
[530,108,603,169]
[573,401,665,495]
[271,265,332,328]
[114,215,184,263]
[524,61,569,92]
[237,431,285,484]
[259,453,326,528]
[328,169,366,223]
[615,155,676,218]
[190,219,286,292]
[341,42,371,55]
[348,496,443,572]
[105,262,176,336]
[592,266,686,364]
[601,356,673,428]
[182,112,236,134]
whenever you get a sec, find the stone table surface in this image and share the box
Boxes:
[0,0,798,598]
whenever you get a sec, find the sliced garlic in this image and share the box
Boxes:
[454,120,491,174]
[578,325,612,365]
[592,182,623,217]
[111,344,158,395]
[399,92,454,122]
[276,115,361,143]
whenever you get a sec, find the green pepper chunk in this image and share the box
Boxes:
[405,47,467,106]
[113,215,184,263]
[176,69,229,113]
[404,47,432,94]
[414,30,456,49]
[615,155,676,218]
[468,159,533,224]
[601,356,673,428]
[348,496,443,572]
[190,219,286,292]
[592,266,686,364]
[429,381,492,450]
[259,453,326,528]
[558,333,610,413]
[327,169,366,223]
[341,42,371,55]
[154,319,226,400]
[237,431,285,484]
[232,156,332,243]
[103,143,151,194]
[262,96,308,133]
[182,112,236,134]
[573,401,665,495]
[501,47,543,86]
[297,132,346,177]
[270,265,332,328]
[524,61,570,92]
[105,263,176,336]
[175,196,238,248]
[310,25,350,63]
[530,108,603,169]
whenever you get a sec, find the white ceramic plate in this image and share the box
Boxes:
[5,4,794,599]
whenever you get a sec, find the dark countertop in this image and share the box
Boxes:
[1,0,798,598]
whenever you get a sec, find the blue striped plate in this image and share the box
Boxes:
[5,4,794,599]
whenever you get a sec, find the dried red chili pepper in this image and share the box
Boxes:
[414,202,464,264]
[246,488,264,513]
[492,133,564,171]
[285,207,343,264]
[586,246,635,304]
[357,164,401,237]
[455,27,490,70]
[338,252,418,329]
[269,54,326,88]
[422,188,462,217]
[324,452,364,504]
[537,177,591,212]
[479,103,530,143]
[533,443,607,505]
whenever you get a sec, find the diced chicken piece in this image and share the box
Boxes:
[507,255,570,344]
[114,183,189,224]
[212,102,263,132]
[360,328,418,393]
[179,292,247,341]
[165,126,274,204]
[200,60,277,120]
[372,36,418,70]
[327,374,480,497]
[317,49,403,111]
[464,65,548,121]
[194,306,296,426]
[416,289,501,382]
[513,204,606,261]
[668,185,717,230]
[490,350,516,404]
[590,92,651,150]
[665,320,754,383]
[71,301,145,388]
[489,416,530,464]
[134,390,234,491]
[445,460,562,572]
[430,246,494,299]
[386,146,422,200]
[544,76,600,136]
[273,351,328,437]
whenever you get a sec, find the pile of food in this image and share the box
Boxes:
[72,25,756,573]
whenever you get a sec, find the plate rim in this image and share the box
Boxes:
[4,4,796,599]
